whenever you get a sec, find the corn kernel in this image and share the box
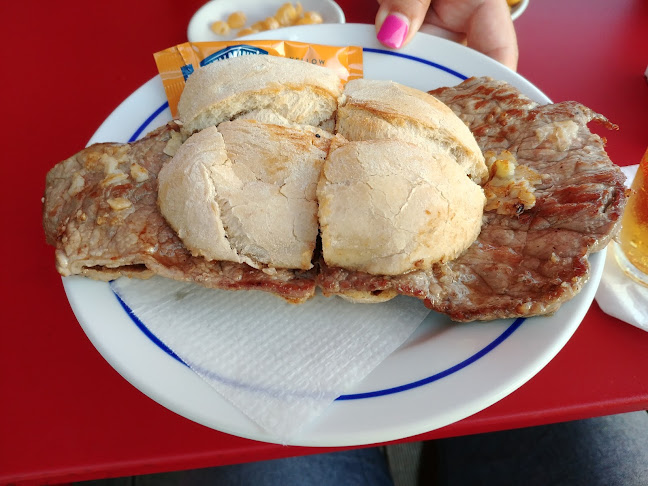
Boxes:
[210,20,230,36]
[295,11,323,25]
[275,3,297,26]
[263,16,280,30]
[236,27,259,37]
[227,11,247,29]
[250,20,266,31]
[304,11,323,22]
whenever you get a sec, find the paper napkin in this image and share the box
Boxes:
[595,164,648,330]
[111,277,429,442]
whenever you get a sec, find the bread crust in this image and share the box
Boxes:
[178,56,343,135]
[158,127,234,262]
[337,79,488,184]
[165,60,487,279]
[317,135,486,276]
[158,122,332,270]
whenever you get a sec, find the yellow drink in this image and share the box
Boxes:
[615,149,648,285]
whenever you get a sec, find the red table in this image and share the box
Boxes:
[3,0,648,484]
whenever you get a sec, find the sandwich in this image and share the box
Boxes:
[42,56,626,321]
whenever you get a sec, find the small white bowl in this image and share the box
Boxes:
[187,0,345,43]
[510,0,529,21]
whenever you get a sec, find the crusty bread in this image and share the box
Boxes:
[164,59,488,280]
[317,135,485,276]
[178,56,342,136]
[158,121,331,270]
[157,127,232,263]
[336,79,488,184]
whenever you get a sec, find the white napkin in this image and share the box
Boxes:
[111,277,429,442]
[595,164,648,329]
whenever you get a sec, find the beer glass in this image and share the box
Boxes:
[614,148,648,286]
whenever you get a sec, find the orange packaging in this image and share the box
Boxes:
[154,40,364,117]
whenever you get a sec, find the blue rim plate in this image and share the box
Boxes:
[64,24,604,447]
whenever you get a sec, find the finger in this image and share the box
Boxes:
[375,0,433,49]
[466,0,519,70]
[418,23,466,45]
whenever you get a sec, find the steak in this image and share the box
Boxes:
[318,77,627,321]
[42,122,317,303]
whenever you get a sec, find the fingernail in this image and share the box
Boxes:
[377,14,409,49]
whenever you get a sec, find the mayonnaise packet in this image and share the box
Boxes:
[154,40,363,117]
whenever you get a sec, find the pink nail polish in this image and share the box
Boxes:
[377,14,409,49]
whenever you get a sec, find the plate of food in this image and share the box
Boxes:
[43,24,625,446]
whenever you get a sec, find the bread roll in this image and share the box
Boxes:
[178,56,342,135]
[158,121,331,270]
[317,135,485,276]
[336,79,488,184]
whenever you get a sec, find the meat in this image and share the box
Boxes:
[42,122,317,304]
[43,77,627,320]
[318,77,627,321]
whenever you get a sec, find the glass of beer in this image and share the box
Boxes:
[614,148,648,286]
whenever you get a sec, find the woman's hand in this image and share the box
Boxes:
[375,0,519,71]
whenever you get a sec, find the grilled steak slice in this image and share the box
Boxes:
[319,77,627,321]
[42,122,316,303]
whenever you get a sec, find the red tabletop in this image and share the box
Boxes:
[3,0,648,484]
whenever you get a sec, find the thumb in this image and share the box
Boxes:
[376,0,432,49]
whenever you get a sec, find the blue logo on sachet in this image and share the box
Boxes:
[180,64,194,81]
[180,45,269,81]
[201,45,269,66]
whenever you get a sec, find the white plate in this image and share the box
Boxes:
[70,24,604,447]
[511,0,529,20]
[187,0,345,42]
